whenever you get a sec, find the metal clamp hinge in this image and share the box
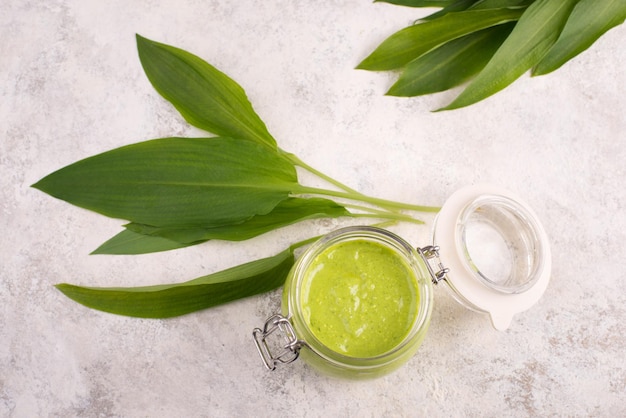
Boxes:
[417,245,450,284]
[253,314,301,371]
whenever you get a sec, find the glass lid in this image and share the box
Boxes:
[433,185,551,330]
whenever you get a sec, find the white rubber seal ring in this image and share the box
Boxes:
[434,185,551,330]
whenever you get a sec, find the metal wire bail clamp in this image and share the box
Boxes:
[253,314,301,371]
[417,245,449,284]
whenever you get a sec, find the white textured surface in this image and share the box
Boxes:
[2,1,625,416]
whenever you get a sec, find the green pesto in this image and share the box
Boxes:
[300,239,419,358]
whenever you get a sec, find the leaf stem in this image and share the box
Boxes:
[352,212,423,225]
[281,151,361,195]
[342,203,424,225]
[293,185,440,213]
[281,151,440,215]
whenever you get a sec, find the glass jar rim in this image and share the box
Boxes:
[433,185,551,330]
[457,194,546,294]
[286,226,434,367]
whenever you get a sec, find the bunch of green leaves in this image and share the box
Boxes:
[361,0,626,110]
[33,35,438,318]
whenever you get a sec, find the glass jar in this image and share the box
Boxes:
[253,185,551,378]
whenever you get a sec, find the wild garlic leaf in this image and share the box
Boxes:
[374,0,456,7]
[93,197,349,255]
[387,23,514,96]
[56,248,295,318]
[532,0,626,75]
[92,229,196,255]
[356,8,524,71]
[470,0,534,10]
[32,137,298,228]
[127,197,350,243]
[439,0,580,110]
[136,34,276,149]
[422,0,481,21]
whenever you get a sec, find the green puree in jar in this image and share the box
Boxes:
[300,239,419,358]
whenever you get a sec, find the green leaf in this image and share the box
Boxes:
[533,0,626,75]
[127,197,351,243]
[32,137,298,228]
[422,0,480,21]
[470,0,534,10]
[440,0,580,110]
[56,248,295,318]
[93,197,347,255]
[387,23,514,96]
[374,0,455,7]
[92,229,195,255]
[136,34,276,149]
[356,8,524,71]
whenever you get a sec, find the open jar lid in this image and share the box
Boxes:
[433,185,551,331]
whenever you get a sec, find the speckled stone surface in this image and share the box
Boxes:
[2,1,625,417]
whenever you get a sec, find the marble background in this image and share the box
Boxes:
[2,1,625,416]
